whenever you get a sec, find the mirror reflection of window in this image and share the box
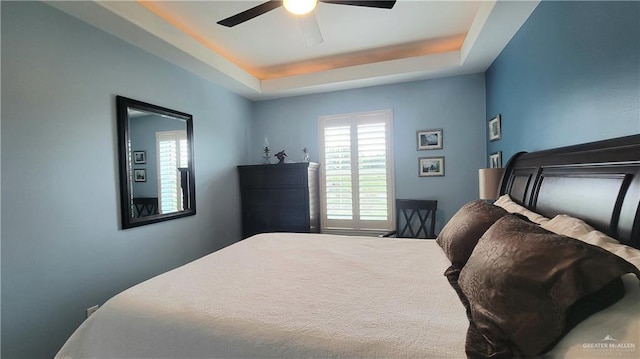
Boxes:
[156,130,188,214]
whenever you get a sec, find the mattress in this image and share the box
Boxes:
[56,233,469,358]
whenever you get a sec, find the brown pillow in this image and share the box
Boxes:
[456,215,640,358]
[436,200,508,268]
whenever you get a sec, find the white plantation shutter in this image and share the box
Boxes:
[157,130,188,214]
[358,122,388,221]
[324,123,353,220]
[319,110,394,233]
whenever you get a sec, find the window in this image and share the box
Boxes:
[318,109,394,234]
[156,130,188,214]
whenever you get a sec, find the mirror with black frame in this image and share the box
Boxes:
[116,96,196,229]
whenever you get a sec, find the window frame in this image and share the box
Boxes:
[318,109,395,235]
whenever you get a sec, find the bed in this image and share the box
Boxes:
[56,135,640,359]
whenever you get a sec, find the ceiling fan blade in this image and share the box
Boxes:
[319,0,396,9]
[217,1,283,27]
[299,13,323,46]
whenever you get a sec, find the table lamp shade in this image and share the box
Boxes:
[479,168,505,200]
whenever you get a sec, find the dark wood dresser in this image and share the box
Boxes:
[238,162,320,238]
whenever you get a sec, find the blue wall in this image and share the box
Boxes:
[1,2,252,357]
[251,74,487,231]
[486,0,640,161]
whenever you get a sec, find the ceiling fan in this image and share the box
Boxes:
[217,0,397,45]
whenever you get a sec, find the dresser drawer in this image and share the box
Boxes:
[242,188,307,208]
[244,208,310,229]
[240,165,308,187]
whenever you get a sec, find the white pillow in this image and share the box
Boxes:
[540,213,594,238]
[542,214,640,270]
[581,231,640,270]
[493,194,550,224]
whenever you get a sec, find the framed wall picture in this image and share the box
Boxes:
[133,150,146,164]
[417,129,443,150]
[134,169,147,182]
[488,115,501,141]
[489,151,502,168]
[419,157,445,177]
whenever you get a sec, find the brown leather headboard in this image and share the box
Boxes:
[500,134,640,249]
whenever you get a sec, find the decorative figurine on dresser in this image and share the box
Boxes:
[237,162,320,238]
[274,150,287,164]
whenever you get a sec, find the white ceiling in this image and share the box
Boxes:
[47,0,540,100]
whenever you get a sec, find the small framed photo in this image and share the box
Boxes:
[417,129,443,150]
[488,115,501,141]
[134,169,147,182]
[419,157,445,177]
[133,151,146,164]
[489,151,502,168]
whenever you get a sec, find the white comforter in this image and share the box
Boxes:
[56,233,469,358]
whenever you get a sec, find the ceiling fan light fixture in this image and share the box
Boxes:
[283,0,318,15]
